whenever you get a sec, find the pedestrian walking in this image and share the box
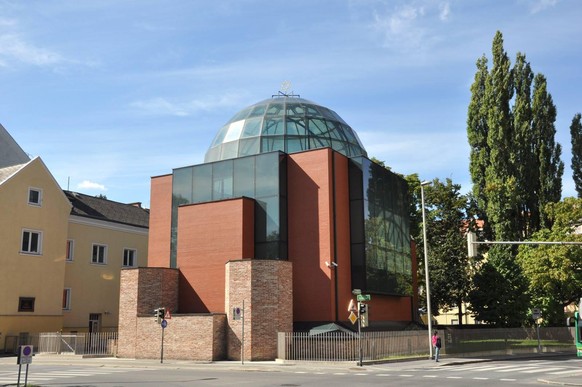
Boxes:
[432,330,441,362]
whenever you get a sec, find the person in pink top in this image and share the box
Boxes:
[432,330,441,362]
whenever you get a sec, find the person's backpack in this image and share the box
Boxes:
[436,337,442,348]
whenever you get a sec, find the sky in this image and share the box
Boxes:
[1,0,581,207]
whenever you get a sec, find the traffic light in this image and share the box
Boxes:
[358,302,368,328]
[154,307,165,324]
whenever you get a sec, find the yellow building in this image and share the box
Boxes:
[0,126,72,350]
[62,191,149,332]
[0,124,149,351]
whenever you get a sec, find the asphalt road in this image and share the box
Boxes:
[0,354,580,386]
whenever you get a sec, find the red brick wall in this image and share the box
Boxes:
[117,267,226,360]
[288,149,335,322]
[177,198,254,313]
[225,260,292,361]
[148,174,173,268]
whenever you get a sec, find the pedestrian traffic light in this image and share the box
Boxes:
[358,302,368,327]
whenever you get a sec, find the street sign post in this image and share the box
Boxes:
[357,294,371,301]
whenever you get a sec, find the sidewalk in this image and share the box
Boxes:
[1,352,581,386]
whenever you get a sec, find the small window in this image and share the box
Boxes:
[28,188,42,206]
[91,244,107,264]
[66,240,74,262]
[63,288,71,310]
[18,297,35,312]
[21,229,42,255]
[123,249,136,267]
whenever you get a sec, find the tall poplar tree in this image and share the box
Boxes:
[570,113,582,197]
[532,73,564,228]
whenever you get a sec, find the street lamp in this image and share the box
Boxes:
[421,180,433,359]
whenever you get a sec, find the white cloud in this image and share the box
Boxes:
[129,93,250,117]
[0,34,63,66]
[439,2,451,21]
[77,180,107,191]
[529,0,559,14]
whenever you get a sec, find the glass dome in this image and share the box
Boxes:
[204,96,368,162]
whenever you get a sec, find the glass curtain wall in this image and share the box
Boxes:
[170,152,287,267]
[349,157,412,296]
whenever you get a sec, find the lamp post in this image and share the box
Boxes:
[421,180,433,359]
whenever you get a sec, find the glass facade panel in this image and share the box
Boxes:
[238,138,260,157]
[234,157,255,197]
[261,136,285,153]
[192,164,212,203]
[212,161,233,199]
[349,157,411,296]
[220,141,239,160]
[286,136,308,153]
[262,118,285,136]
[286,117,306,136]
[241,117,263,138]
[170,151,287,267]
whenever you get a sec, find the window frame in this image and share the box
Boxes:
[28,187,42,206]
[122,248,137,267]
[91,244,108,265]
[18,297,35,312]
[66,239,74,262]
[21,229,43,255]
[62,288,71,310]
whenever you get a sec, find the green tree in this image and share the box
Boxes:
[532,73,564,228]
[516,198,582,325]
[570,113,582,197]
[421,179,474,325]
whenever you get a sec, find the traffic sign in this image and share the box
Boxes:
[532,308,542,320]
[348,311,358,325]
[161,319,168,329]
[357,294,371,301]
[164,309,172,320]
[18,345,33,365]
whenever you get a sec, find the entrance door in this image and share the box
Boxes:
[88,313,101,333]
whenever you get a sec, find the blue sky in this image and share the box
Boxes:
[1,0,581,207]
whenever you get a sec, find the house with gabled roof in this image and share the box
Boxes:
[0,124,149,351]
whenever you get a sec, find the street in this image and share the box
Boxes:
[0,354,580,386]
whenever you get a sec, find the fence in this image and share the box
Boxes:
[278,327,576,362]
[4,332,118,357]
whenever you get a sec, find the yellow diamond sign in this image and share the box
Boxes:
[349,311,358,325]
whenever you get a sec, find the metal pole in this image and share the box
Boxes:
[160,325,164,364]
[421,181,433,359]
[358,305,363,367]
[241,299,245,365]
[24,364,29,386]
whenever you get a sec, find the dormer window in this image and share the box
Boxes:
[28,188,42,206]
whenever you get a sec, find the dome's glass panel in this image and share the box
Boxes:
[204,96,367,162]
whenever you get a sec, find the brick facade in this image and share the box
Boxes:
[225,259,293,361]
[118,261,292,361]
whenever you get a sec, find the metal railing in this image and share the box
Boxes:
[279,330,428,362]
[5,332,118,356]
[278,327,576,362]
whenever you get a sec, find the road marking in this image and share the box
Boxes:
[521,367,565,374]
[447,376,463,379]
[473,377,489,380]
[423,375,437,378]
[399,374,413,377]
[496,366,536,372]
[500,379,516,382]
[549,369,579,375]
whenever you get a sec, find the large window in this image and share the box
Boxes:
[91,244,107,264]
[349,158,412,296]
[123,248,136,267]
[170,151,287,267]
[21,229,42,255]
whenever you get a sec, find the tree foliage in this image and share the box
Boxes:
[516,198,582,325]
[571,113,582,198]
[466,31,564,326]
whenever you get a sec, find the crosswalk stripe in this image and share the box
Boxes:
[549,369,580,375]
[521,367,565,374]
